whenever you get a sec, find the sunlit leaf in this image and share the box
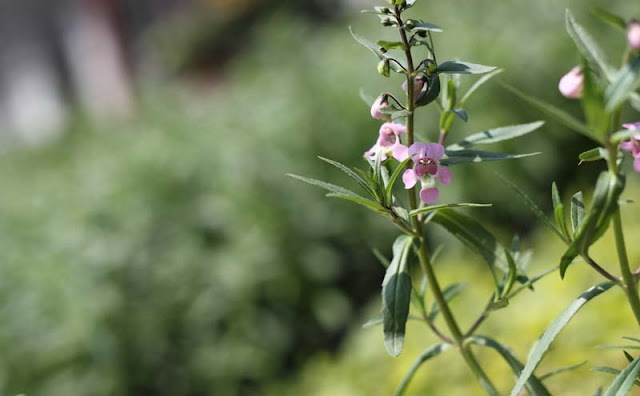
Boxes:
[447,121,544,150]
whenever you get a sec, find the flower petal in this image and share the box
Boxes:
[634,156,640,173]
[622,122,640,130]
[437,166,452,185]
[364,145,378,160]
[408,142,427,159]
[392,144,409,161]
[420,187,439,203]
[402,169,418,189]
[425,143,445,160]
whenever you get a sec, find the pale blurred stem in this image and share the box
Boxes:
[607,108,640,328]
[394,7,499,396]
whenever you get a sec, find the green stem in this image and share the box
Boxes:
[606,122,640,328]
[393,9,498,394]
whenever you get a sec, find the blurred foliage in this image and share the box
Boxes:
[0,0,639,395]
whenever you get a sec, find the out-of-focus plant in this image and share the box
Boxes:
[289,1,572,394]
[503,9,640,396]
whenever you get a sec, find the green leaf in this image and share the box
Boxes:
[409,202,492,217]
[437,61,496,75]
[440,150,539,166]
[318,156,376,198]
[593,367,640,388]
[552,182,570,241]
[560,172,625,278]
[427,283,467,321]
[582,63,609,135]
[350,27,405,72]
[382,235,414,357]
[495,172,566,241]
[509,281,615,396]
[287,173,366,197]
[570,191,586,235]
[377,40,406,51]
[408,21,442,33]
[591,7,626,31]
[393,343,450,396]
[603,354,640,396]
[566,9,615,80]
[431,209,508,289]
[469,335,550,396]
[460,69,503,106]
[622,336,640,344]
[500,82,598,142]
[539,361,587,381]
[447,121,544,150]
[416,75,441,107]
[605,55,640,112]
[326,193,386,214]
[386,157,413,204]
[451,108,468,123]
[359,88,375,107]
[578,147,605,163]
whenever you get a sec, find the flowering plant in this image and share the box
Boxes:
[288,1,565,394]
[502,9,640,396]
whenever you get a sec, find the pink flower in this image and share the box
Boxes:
[621,122,640,173]
[402,77,425,99]
[628,20,640,50]
[364,122,409,161]
[371,94,388,120]
[402,142,452,203]
[558,66,584,99]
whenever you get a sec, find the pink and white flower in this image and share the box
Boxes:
[558,66,584,99]
[402,77,425,100]
[621,122,640,173]
[364,122,409,161]
[370,94,388,120]
[402,142,452,203]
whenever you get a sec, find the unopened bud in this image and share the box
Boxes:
[371,94,389,120]
[558,66,584,99]
[405,19,415,29]
[381,18,394,27]
[377,59,391,78]
[628,20,640,50]
[425,59,437,75]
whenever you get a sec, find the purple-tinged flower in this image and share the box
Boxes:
[402,142,452,204]
[558,66,584,99]
[402,77,425,99]
[621,122,640,173]
[364,122,409,161]
[628,20,640,50]
[371,94,388,120]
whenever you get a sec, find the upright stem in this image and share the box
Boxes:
[394,7,499,395]
[606,135,640,328]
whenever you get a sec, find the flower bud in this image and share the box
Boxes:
[378,59,391,77]
[381,18,394,27]
[558,66,584,99]
[402,76,425,99]
[370,94,388,119]
[628,20,640,50]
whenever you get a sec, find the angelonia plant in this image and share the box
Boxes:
[503,9,640,396]
[288,1,571,395]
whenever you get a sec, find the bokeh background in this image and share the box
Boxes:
[0,0,639,395]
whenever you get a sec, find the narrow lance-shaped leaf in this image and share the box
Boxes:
[437,61,496,75]
[592,367,640,388]
[431,209,507,291]
[440,150,539,166]
[447,121,544,150]
[566,9,615,80]
[500,82,598,142]
[460,68,503,106]
[603,354,640,396]
[552,182,570,241]
[381,235,414,357]
[591,8,626,31]
[539,361,587,381]
[605,55,640,112]
[409,202,491,217]
[349,27,405,72]
[560,172,624,278]
[495,172,566,242]
[510,281,615,396]
[393,344,450,396]
[578,147,604,163]
[318,156,376,198]
[570,191,586,235]
[469,335,550,396]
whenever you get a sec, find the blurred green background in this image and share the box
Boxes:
[0,0,639,395]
